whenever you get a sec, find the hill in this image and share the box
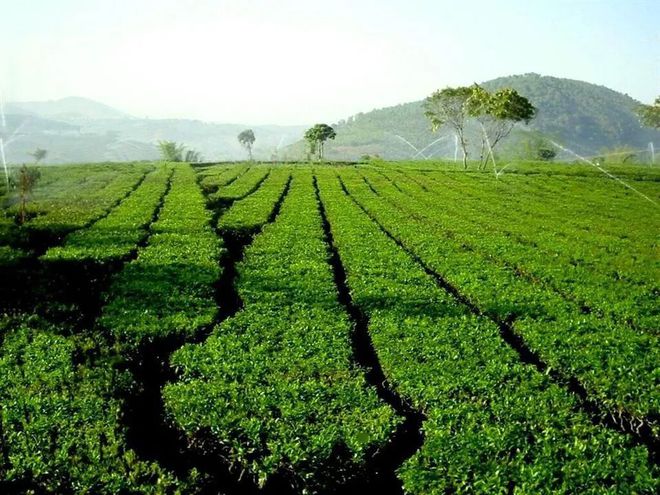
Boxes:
[286,74,659,161]
[6,96,130,120]
[1,98,306,163]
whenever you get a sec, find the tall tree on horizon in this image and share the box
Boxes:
[304,124,336,161]
[423,87,473,169]
[238,129,256,161]
[28,148,47,164]
[467,85,536,170]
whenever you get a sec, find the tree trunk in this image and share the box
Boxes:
[459,135,469,169]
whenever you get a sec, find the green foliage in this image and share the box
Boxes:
[346,166,659,430]
[165,171,397,489]
[2,161,659,493]
[326,169,658,494]
[43,165,172,262]
[423,85,536,170]
[323,74,660,160]
[637,96,660,129]
[197,163,249,194]
[100,164,221,349]
[217,168,290,232]
[423,86,474,132]
[304,124,337,160]
[11,163,151,238]
[467,85,536,123]
[237,129,256,161]
[423,86,473,168]
[537,147,556,161]
[0,323,180,493]
[157,141,185,162]
[207,167,270,204]
[157,141,202,163]
[9,164,41,224]
[466,84,537,170]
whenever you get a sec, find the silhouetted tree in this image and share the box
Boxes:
[238,129,256,161]
[28,148,47,164]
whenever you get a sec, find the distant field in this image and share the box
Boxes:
[0,161,658,494]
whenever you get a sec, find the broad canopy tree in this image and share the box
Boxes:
[238,129,256,161]
[304,124,336,160]
[467,85,537,169]
[424,85,536,170]
[423,87,473,169]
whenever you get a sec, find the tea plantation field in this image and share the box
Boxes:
[0,161,658,494]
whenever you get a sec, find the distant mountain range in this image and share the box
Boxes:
[2,97,306,163]
[6,96,129,120]
[2,74,658,164]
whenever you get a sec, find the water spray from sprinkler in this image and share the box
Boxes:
[549,140,658,206]
[394,134,426,159]
[0,89,8,187]
[649,142,655,165]
[412,135,450,159]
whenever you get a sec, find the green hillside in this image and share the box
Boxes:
[289,74,659,161]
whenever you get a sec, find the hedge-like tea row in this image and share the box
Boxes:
[197,164,248,193]
[100,164,221,349]
[24,163,153,235]
[42,165,172,262]
[390,169,659,332]
[217,168,290,232]
[315,169,657,494]
[164,171,397,489]
[207,166,270,204]
[0,322,179,494]
[345,169,659,433]
[0,246,27,266]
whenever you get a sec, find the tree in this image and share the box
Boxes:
[157,141,185,162]
[28,148,47,164]
[184,149,203,163]
[467,85,536,171]
[638,96,660,129]
[10,164,41,224]
[157,141,202,162]
[238,129,256,161]
[304,124,336,160]
[423,86,473,169]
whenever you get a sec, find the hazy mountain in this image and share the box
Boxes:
[1,98,306,163]
[285,73,659,161]
[3,75,658,164]
[6,96,130,121]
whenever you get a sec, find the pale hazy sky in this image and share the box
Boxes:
[2,0,658,125]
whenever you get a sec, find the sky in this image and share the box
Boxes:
[1,0,658,125]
